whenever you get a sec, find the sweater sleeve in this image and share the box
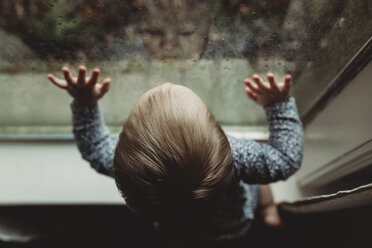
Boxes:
[70,99,118,177]
[227,97,304,184]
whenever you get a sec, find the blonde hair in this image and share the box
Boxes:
[113,84,233,220]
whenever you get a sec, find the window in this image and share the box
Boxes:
[0,0,371,136]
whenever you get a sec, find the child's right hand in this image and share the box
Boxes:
[47,66,111,107]
[243,73,291,107]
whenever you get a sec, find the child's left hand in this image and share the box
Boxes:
[47,66,110,107]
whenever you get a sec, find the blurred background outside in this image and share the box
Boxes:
[0,0,371,135]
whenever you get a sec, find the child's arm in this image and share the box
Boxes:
[70,101,118,177]
[229,73,303,184]
[47,66,116,177]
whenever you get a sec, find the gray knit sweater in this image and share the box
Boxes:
[70,97,303,247]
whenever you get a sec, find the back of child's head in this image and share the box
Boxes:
[113,83,233,220]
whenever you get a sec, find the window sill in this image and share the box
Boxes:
[0,125,269,142]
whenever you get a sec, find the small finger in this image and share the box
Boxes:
[266,73,280,92]
[47,74,68,89]
[99,78,111,97]
[245,87,258,102]
[77,66,86,86]
[252,74,270,91]
[244,79,262,95]
[283,74,292,92]
[87,68,100,88]
[62,67,76,87]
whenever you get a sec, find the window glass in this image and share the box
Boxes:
[0,0,371,134]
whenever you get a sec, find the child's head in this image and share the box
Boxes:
[114,83,233,220]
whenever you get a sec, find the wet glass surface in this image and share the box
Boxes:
[0,0,371,133]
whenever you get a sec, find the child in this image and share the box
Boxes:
[47,66,303,247]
